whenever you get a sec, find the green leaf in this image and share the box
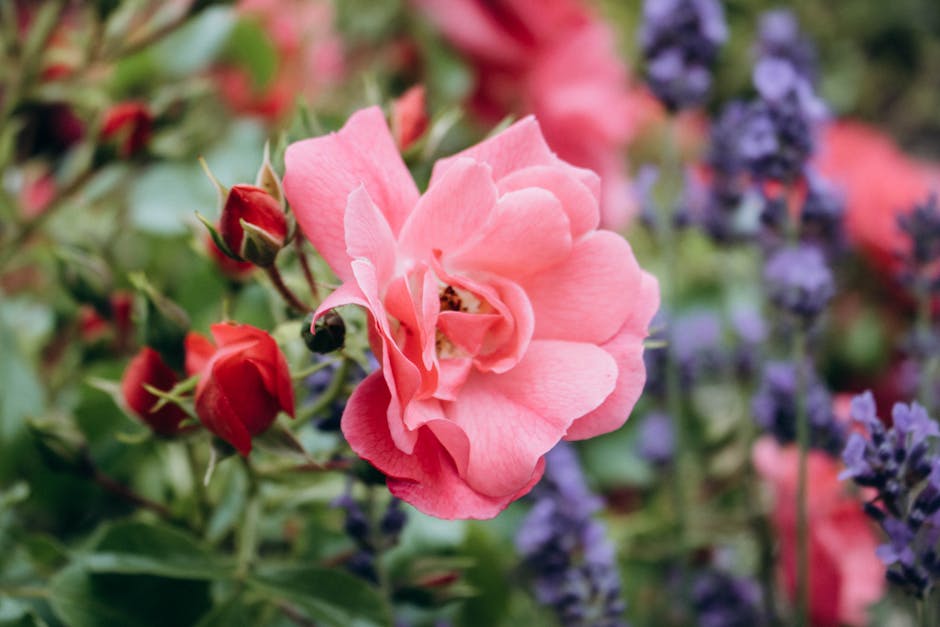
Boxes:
[19,532,70,575]
[253,423,313,462]
[80,520,234,580]
[218,18,278,90]
[456,524,511,627]
[249,564,391,627]
[0,314,44,479]
[49,564,211,627]
[0,599,48,627]
[205,463,247,545]
[193,595,266,627]
[153,7,236,77]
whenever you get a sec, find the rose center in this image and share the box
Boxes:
[434,282,489,359]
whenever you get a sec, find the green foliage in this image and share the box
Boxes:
[248,565,390,626]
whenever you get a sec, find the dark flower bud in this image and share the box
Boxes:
[346,550,379,584]
[302,310,346,354]
[380,497,407,539]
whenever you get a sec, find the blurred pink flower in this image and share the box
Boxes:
[218,0,344,122]
[753,437,884,626]
[414,0,656,229]
[817,120,940,277]
[284,107,659,519]
[391,85,429,151]
[19,167,56,219]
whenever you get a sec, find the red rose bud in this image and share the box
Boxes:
[204,230,255,281]
[391,85,428,152]
[101,101,153,158]
[121,347,188,436]
[109,290,135,351]
[78,306,111,345]
[219,185,287,267]
[185,323,295,455]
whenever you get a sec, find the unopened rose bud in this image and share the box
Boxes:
[391,85,428,152]
[219,184,287,267]
[121,347,188,436]
[204,230,255,281]
[101,101,153,158]
[302,310,346,353]
[185,323,295,455]
[109,290,134,351]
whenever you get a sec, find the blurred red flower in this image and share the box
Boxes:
[817,120,940,277]
[753,437,884,626]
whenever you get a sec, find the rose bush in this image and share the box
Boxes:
[185,322,295,455]
[284,106,659,519]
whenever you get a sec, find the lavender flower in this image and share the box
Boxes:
[306,353,376,431]
[897,194,940,293]
[752,361,846,456]
[799,172,845,253]
[755,9,817,83]
[739,58,825,183]
[690,568,766,627]
[841,392,940,598]
[516,443,627,627]
[764,245,834,325]
[730,304,767,379]
[697,102,753,242]
[672,310,726,385]
[334,485,408,584]
[639,0,727,111]
[637,412,675,467]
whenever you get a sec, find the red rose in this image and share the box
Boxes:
[121,347,188,436]
[101,101,153,158]
[219,184,287,267]
[185,323,295,454]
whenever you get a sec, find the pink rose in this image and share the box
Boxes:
[413,0,651,229]
[753,437,884,626]
[284,107,659,519]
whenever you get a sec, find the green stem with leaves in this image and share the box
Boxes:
[236,458,262,579]
[793,331,810,626]
[265,264,309,315]
[916,281,936,414]
[656,117,695,601]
